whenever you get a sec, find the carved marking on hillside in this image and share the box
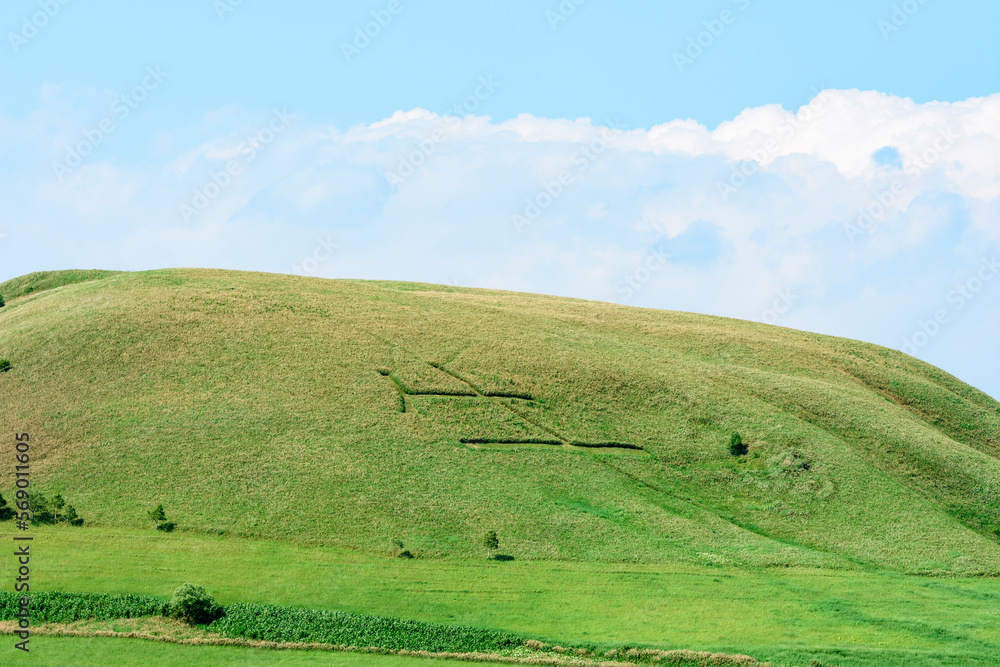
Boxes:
[377,364,643,453]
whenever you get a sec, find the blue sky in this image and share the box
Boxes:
[2,0,999,398]
[5,1,999,129]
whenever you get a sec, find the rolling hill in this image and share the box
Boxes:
[1,268,999,575]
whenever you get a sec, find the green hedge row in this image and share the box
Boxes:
[208,602,522,653]
[0,591,523,654]
[0,592,168,622]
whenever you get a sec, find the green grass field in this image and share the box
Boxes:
[3,526,998,666]
[13,635,470,666]
[1,269,999,665]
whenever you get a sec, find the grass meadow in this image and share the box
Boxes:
[4,526,998,666]
[13,635,466,666]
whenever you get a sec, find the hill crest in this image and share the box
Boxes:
[1,268,998,575]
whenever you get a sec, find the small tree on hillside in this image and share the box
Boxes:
[0,360,11,373]
[52,494,66,523]
[64,504,84,526]
[0,294,5,307]
[483,530,499,559]
[729,432,748,456]
[149,504,169,530]
[391,539,414,559]
[30,492,54,525]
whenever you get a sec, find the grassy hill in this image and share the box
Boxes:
[1,268,999,575]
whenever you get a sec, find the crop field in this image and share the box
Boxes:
[0,269,999,665]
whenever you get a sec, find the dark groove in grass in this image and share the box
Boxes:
[569,441,644,451]
[460,438,563,446]
[377,370,407,413]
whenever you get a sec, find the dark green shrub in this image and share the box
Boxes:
[167,584,223,625]
[391,539,413,558]
[30,492,54,525]
[0,494,13,522]
[0,360,11,373]
[156,521,176,532]
[0,294,5,307]
[729,432,748,456]
[27,493,86,525]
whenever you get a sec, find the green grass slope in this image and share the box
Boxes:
[0,269,122,302]
[1,268,998,574]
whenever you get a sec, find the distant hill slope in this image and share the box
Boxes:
[1,269,998,574]
[0,269,123,302]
